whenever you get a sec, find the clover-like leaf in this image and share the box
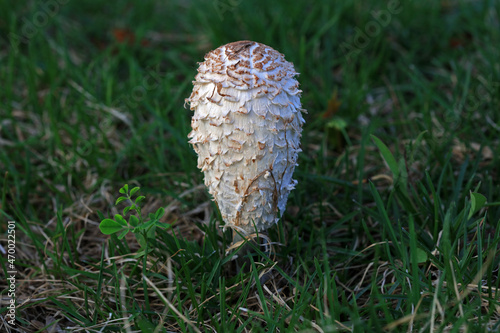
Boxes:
[99,219,125,235]
[135,219,155,231]
[156,222,172,229]
[415,247,428,264]
[115,214,128,227]
[117,228,129,240]
[129,215,139,227]
[469,192,487,219]
[130,186,140,197]
[115,196,128,205]
[135,196,145,205]
[155,207,165,220]
[119,184,129,194]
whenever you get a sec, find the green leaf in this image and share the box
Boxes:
[129,215,139,227]
[146,225,156,239]
[130,186,140,197]
[119,184,129,194]
[136,219,155,230]
[155,207,165,220]
[123,206,131,216]
[156,222,171,229]
[371,134,399,179]
[115,196,128,205]
[469,192,487,219]
[99,219,125,235]
[415,247,428,263]
[117,228,129,240]
[135,233,147,249]
[135,196,145,205]
[115,214,128,227]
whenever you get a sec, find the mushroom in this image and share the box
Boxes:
[186,41,305,243]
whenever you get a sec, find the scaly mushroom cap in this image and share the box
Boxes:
[186,40,305,235]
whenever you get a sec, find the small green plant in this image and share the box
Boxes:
[99,184,171,250]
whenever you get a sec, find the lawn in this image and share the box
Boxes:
[1,0,499,332]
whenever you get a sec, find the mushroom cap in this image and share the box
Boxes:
[186,41,305,235]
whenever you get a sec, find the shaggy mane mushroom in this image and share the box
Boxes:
[186,40,305,244]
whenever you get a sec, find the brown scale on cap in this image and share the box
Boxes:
[193,41,298,91]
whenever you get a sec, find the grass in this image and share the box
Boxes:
[0,0,499,331]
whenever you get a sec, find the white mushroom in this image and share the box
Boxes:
[186,40,305,240]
